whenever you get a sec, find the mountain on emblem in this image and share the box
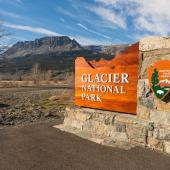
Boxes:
[148,61,170,100]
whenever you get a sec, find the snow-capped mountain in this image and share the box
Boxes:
[159,79,170,88]
[160,79,170,84]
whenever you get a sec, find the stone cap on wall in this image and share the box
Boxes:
[139,36,170,52]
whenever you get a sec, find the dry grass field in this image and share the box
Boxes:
[0,86,74,126]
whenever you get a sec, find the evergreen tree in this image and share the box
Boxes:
[151,68,159,86]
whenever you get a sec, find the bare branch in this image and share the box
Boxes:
[0,21,10,53]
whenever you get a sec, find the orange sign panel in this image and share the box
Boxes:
[148,60,170,99]
[75,43,139,114]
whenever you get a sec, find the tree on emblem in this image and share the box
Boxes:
[151,68,159,86]
[151,68,168,99]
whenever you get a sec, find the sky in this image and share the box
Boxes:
[0,0,170,46]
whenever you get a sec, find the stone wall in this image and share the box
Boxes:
[137,36,170,121]
[140,36,170,52]
[55,106,170,154]
[54,36,170,154]
[55,107,163,150]
[137,36,170,154]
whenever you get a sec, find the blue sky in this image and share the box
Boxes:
[0,0,170,46]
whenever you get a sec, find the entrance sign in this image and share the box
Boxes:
[148,60,170,99]
[75,43,139,114]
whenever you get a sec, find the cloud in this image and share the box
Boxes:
[4,23,62,36]
[0,9,21,19]
[3,23,109,45]
[73,35,112,45]
[90,6,126,29]
[96,0,118,6]
[15,0,22,3]
[95,0,170,35]
[57,7,75,18]
[77,23,88,31]
[132,0,170,35]
[59,18,65,23]
[77,23,111,39]
[0,0,23,7]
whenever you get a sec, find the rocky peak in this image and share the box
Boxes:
[2,36,82,58]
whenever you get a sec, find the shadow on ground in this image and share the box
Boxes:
[0,103,10,108]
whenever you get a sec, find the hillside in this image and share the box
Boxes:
[0,36,82,59]
[0,36,128,80]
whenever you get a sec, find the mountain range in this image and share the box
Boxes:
[159,79,170,88]
[0,36,128,75]
[0,36,81,59]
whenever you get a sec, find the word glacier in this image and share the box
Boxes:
[81,73,129,83]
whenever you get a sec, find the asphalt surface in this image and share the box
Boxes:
[0,120,170,170]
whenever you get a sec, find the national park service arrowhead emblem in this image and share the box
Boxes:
[148,60,170,99]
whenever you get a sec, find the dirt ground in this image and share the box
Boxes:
[0,86,74,126]
[0,120,170,170]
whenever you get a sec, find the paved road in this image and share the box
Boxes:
[0,120,170,170]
